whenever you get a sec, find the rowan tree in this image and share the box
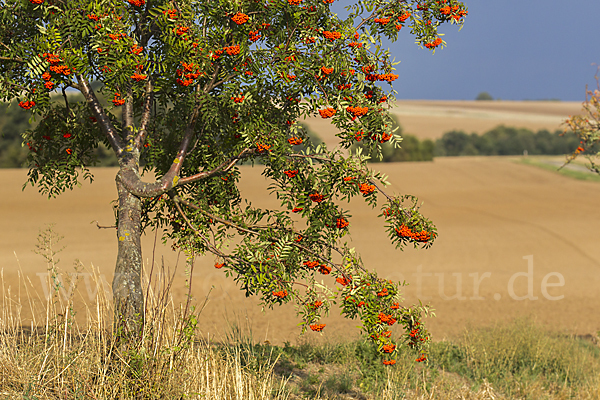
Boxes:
[0,0,467,364]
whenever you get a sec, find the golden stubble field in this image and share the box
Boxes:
[2,100,598,345]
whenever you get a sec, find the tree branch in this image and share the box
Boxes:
[117,92,203,197]
[288,153,331,162]
[77,75,124,155]
[172,199,229,259]
[123,86,135,141]
[134,79,154,149]
[177,147,253,186]
[0,56,24,62]
[173,196,346,271]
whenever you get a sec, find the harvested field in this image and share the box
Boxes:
[303,100,583,147]
[2,153,599,344]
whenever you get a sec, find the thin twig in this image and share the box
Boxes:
[92,221,116,229]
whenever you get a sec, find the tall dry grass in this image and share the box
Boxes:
[0,226,289,399]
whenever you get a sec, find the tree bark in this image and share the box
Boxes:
[112,175,144,338]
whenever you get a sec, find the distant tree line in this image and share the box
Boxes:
[433,126,581,157]
[354,116,581,162]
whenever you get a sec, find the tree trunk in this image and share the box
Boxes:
[112,175,144,338]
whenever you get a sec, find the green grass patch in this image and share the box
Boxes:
[518,157,600,182]
[217,319,600,399]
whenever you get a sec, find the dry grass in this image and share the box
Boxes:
[0,228,289,399]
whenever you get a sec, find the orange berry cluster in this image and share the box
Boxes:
[249,30,261,42]
[130,44,143,55]
[163,9,177,19]
[41,72,53,89]
[309,192,324,203]
[376,287,389,297]
[131,72,147,81]
[288,0,302,4]
[176,62,202,86]
[424,38,442,49]
[395,224,432,242]
[127,0,145,6]
[374,17,390,25]
[382,359,396,365]
[214,263,224,269]
[112,92,125,106]
[346,106,368,117]
[231,95,245,103]
[231,12,249,25]
[378,312,397,326]
[175,26,189,36]
[440,4,467,20]
[40,53,68,90]
[322,31,341,41]
[336,276,351,286]
[256,143,272,152]
[382,344,396,353]
[312,300,323,308]
[318,107,336,118]
[224,45,240,55]
[283,169,298,178]
[336,218,349,229]
[288,137,303,145]
[409,324,421,339]
[366,73,398,82]
[310,323,325,331]
[370,132,392,143]
[318,265,332,275]
[398,12,411,22]
[321,66,333,75]
[379,73,398,82]
[343,176,354,182]
[391,302,400,310]
[361,65,375,73]
[323,0,334,4]
[359,183,375,195]
[19,101,35,110]
[292,207,303,213]
[272,290,288,299]
[29,0,43,4]
[302,261,331,275]
[49,65,71,75]
[348,41,363,48]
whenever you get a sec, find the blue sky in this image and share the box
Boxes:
[334,0,600,101]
